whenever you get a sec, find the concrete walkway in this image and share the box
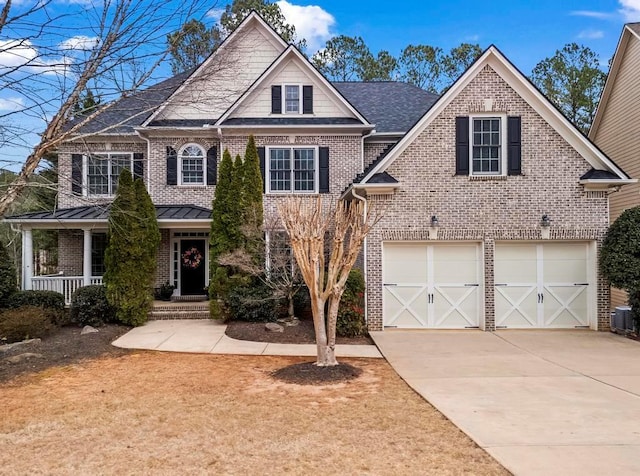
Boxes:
[371,330,640,476]
[112,319,382,358]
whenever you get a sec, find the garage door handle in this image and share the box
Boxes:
[537,293,541,303]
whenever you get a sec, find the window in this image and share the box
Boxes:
[179,144,205,185]
[86,153,133,196]
[284,85,300,113]
[268,147,317,193]
[91,233,107,276]
[472,117,501,174]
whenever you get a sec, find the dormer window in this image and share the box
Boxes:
[285,85,300,113]
[271,85,313,114]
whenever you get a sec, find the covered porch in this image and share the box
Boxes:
[3,204,213,305]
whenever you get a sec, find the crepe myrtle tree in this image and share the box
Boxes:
[0,0,210,217]
[277,196,382,366]
[600,206,640,328]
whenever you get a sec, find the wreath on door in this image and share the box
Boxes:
[182,247,202,269]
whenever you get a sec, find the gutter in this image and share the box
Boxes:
[351,187,369,326]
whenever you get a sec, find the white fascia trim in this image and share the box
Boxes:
[589,26,632,138]
[579,178,637,185]
[142,13,287,127]
[216,46,371,126]
[361,46,631,183]
[158,220,212,229]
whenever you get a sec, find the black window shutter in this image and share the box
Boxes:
[303,86,313,114]
[257,147,266,192]
[507,116,522,176]
[206,146,218,185]
[133,153,144,181]
[71,154,83,195]
[271,86,282,114]
[319,147,329,193]
[166,146,177,185]
[455,116,470,175]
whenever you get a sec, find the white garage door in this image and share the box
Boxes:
[494,242,591,329]
[383,242,481,328]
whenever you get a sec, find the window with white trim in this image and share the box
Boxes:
[91,233,107,276]
[86,153,133,196]
[268,147,317,193]
[472,117,502,175]
[179,144,205,185]
[284,85,301,113]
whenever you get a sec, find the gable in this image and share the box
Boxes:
[229,57,357,119]
[151,16,286,123]
[357,46,630,187]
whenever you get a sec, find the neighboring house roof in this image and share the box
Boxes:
[5,204,212,225]
[354,45,632,190]
[334,82,438,134]
[589,22,640,138]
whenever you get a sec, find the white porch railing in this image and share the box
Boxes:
[31,275,103,305]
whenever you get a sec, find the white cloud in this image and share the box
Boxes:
[276,0,335,52]
[206,7,224,22]
[570,10,614,19]
[578,29,605,39]
[0,97,25,112]
[0,39,39,68]
[619,0,640,21]
[59,35,99,51]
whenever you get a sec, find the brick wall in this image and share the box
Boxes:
[365,65,610,331]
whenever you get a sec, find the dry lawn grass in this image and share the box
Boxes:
[0,353,508,475]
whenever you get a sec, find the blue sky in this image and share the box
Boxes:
[270,0,637,72]
[0,0,637,172]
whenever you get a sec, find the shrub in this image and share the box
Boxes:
[70,285,116,327]
[336,269,366,338]
[0,240,17,307]
[0,305,54,343]
[7,290,67,326]
[227,283,279,322]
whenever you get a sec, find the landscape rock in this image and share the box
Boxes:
[284,318,300,327]
[81,325,100,335]
[265,323,284,333]
[6,353,44,364]
[0,338,41,353]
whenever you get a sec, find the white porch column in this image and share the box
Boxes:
[83,228,92,286]
[22,227,33,290]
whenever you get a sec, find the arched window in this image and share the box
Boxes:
[179,144,205,185]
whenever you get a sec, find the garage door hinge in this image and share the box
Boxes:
[574,325,590,329]
[495,283,507,286]
[573,283,589,286]
[464,326,480,329]
[464,283,479,287]
[496,326,508,329]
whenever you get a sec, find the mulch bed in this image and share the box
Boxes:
[272,361,362,385]
[225,317,373,345]
[0,324,131,384]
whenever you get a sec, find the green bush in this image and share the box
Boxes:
[336,269,366,337]
[0,240,17,307]
[0,305,54,343]
[7,290,67,326]
[70,285,116,327]
[227,283,279,322]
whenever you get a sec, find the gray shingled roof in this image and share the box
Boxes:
[69,72,436,135]
[628,22,640,35]
[5,204,212,222]
[334,82,438,133]
[67,72,190,134]
[580,169,621,180]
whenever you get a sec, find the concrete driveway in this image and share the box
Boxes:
[370,330,640,476]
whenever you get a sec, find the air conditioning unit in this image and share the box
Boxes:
[613,306,634,332]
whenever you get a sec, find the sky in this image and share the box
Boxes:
[0,0,638,171]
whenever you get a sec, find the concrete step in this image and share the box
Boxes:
[149,310,211,320]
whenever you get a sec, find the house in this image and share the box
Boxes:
[4,12,633,331]
[588,22,640,309]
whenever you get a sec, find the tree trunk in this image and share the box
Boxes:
[287,290,295,319]
[310,297,337,366]
[316,344,337,367]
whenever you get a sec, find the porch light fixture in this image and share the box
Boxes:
[540,214,551,228]
[430,215,439,227]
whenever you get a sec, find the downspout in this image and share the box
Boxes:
[135,130,152,196]
[352,186,368,326]
[361,129,376,171]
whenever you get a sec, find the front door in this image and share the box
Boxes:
[180,239,206,295]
